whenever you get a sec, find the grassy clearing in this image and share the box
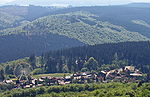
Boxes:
[32,73,71,78]
[9,73,70,80]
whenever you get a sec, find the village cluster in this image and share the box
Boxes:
[3,66,143,89]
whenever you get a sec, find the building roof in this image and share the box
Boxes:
[101,71,107,74]
[65,76,71,79]
[82,72,87,76]
[5,80,13,83]
[130,73,143,76]
[125,66,135,71]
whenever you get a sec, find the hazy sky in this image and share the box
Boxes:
[0,0,150,5]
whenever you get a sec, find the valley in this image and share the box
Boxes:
[0,2,150,97]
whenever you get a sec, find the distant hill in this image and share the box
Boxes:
[0,5,60,20]
[0,5,61,30]
[49,6,150,38]
[0,5,28,16]
[1,5,150,63]
[1,11,148,45]
[5,0,131,6]
[0,11,24,30]
[1,5,150,37]
[124,3,150,8]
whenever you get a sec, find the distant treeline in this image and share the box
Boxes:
[41,41,150,79]
[45,41,150,65]
[1,41,150,81]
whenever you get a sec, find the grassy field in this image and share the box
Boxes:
[32,73,71,78]
[10,73,71,80]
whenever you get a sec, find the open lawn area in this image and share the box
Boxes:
[32,73,71,78]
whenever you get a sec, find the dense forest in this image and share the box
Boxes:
[50,6,150,38]
[0,5,150,63]
[0,5,150,62]
[0,34,84,63]
[45,41,150,65]
[1,41,150,81]
[41,41,150,80]
[1,11,148,45]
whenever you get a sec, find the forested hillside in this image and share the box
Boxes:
[1,5,150,63]
[0,6,86,62]
[0,3,150,97]
[1,41,150,81]
[40,41,150,80]
[0,11,24,30]
[0,5,60,30]
[44,41,150,66]
[0,5,28,30]
[0,34,84,63]
[0,5,28,17]
[124,3,150,8]
[0,5,60,20]
[49,6,150,38]
[1,11,149,45]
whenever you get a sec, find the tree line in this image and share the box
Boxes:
[0,82,150,97]
[1,41,150,81]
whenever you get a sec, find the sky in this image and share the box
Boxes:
[0,0,150,5]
